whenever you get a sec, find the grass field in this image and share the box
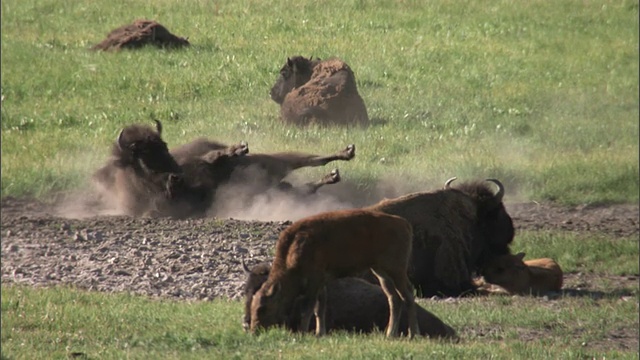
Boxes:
[1,0,638,359]
[1,0,638,205]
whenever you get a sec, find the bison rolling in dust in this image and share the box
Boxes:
[364,178,515,298]
[249,209,419,338]
[92,120,184,217]
[270,56,369,127]
[242,261,456,339]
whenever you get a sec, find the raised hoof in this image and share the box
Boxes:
[233,141,249,156]
[342,144,356,160]
[323,169,341,184]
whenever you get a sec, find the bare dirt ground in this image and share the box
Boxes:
[1,196,638,351]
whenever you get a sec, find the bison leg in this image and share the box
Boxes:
[300,168,341,195]
[279,144,355,170]
[395,279,420,339]
[313,286,328,336]
[370,268,402,338]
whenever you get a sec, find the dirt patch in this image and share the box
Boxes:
[1,196,638,350]
[91,19,190,51]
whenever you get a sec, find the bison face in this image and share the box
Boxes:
[270,56,316,104]
[242,262,271,332]
[250,281,284,333]
[116,121,182,175]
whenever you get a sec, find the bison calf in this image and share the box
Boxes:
[242,261,456,339]
[249,209,419,338]
[482,253,563,295]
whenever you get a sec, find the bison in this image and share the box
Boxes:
[92,19,190,51]
[171,138,355,193]
[249,209,419,338]
[363,178,515,298]
[270,56,369,127]
[242,261,457,339]
[481,253,564,295]
[92,120,184,217]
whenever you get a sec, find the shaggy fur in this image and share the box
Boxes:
[270,56,369,127]
[482,253,564,295]
[92,19,190,51]
[363,179,515,298]
[250,209,419,338]
[92,120,183,217]
[242,262,457,339]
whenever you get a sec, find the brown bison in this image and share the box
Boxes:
[270,56,369,127]
[249,209,419,338]
[363,178,515,298]
[171,138,355,191]
[92,120,184,217]
[482,253,564,295]
[92,19,190,51]
[242,261,457,339]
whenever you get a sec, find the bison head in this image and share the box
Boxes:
[242,260,271,332]
[113,119,182,175]
[269,56,319,104]
[450,178,515,268]
[249,279,287,333]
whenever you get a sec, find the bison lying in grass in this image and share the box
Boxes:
[270,56,369,127]
[481,253,564,295]
[242,261,456,339]
[363,178,515,298]
[92,19,190,51]
[92,120,184,217]
[249,209,419,338]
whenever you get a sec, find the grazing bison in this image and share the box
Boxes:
[270,56,369,127]
[92,120,184,217]
[363,178,515,298]
[242,261,457,339]
[92,19,190,51]
[482,253,564,295]
[249,209,419,338]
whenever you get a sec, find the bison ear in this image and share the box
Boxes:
[287,57,293,67]
[515,252,526,261]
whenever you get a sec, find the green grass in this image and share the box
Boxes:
[2,232,638,359]
[1,0,638,205]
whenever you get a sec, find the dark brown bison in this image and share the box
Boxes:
[172,138,355,196]
[249,209,419,338]
[270,56,369,127]
[92,120,184,217]
[481,253,563,295]
[363,178,515,298]
[242,261,457,339]
[92,19,190,51]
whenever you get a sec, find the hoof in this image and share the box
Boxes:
[325,168,341,184]
[343,144,356,159]
[234,141,249,156]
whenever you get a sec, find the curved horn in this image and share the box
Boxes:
[444,177,457,189]
[153,119,163,136]
[486,178,505,202]
[241,257,251,274]
[116,129,125,150]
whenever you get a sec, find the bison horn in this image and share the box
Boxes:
[444,177,457,189]
[116,129,125,150]
[241,257,251,274]
[153,119,163,136]
[486,178,505,202]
